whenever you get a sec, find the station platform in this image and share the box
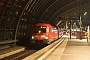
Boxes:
[44,37,90,60]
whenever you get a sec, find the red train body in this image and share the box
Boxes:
[31,23,61,44]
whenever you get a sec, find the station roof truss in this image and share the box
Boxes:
[0,0,90,39]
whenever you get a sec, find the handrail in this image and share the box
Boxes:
[0,40,18,45]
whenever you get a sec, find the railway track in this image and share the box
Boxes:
[0,50,37,60]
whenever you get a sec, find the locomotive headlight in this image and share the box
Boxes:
[41,35,48,39]
[32,36,34,39]
[45,36,48,39]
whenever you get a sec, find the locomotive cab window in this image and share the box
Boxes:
[34,26,46,33]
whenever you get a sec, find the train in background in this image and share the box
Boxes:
[31,23,62,45]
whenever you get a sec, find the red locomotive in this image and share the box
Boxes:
[31,23,62,45]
